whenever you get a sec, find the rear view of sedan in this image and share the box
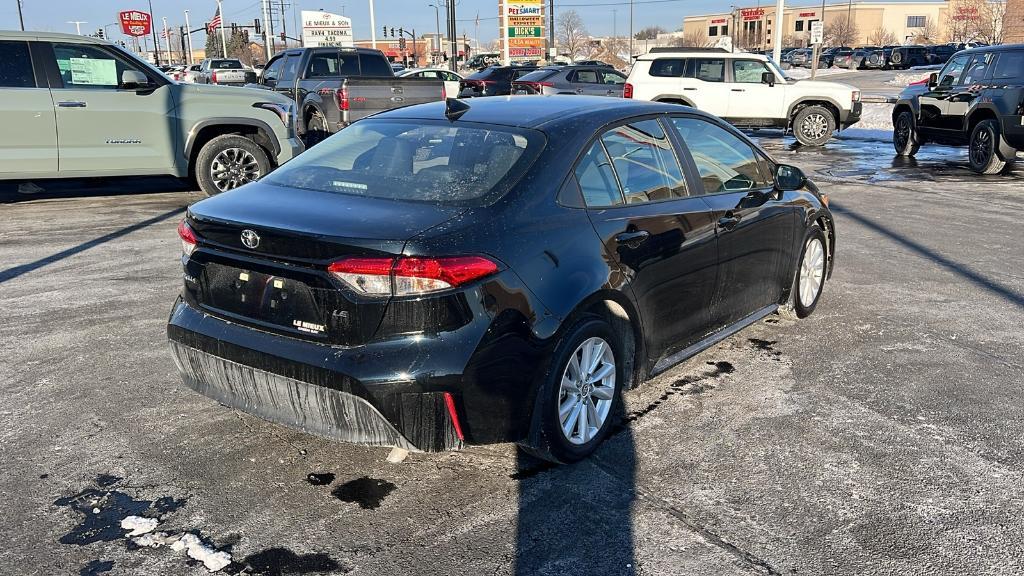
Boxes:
[168,97,835,463]
[512,65,627,96]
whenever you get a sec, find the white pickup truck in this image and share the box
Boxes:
[193,58,257,87]
[624,48,862,146]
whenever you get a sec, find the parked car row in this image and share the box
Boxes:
[783,43,981,70]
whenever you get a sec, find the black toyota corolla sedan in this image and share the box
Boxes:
[168,96,835,463]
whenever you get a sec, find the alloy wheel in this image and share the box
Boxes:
[210,148,261,192]
[895,115,911,150]
[799,237,826,308]
[970,127,992,167]
[801,113,829,141]
[558,337,615,445]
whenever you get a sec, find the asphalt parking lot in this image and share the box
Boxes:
[2,126,1023,576]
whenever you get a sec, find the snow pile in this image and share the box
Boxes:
[120,516,159,536]
[171,533,233,572]
[785,67,852,80]
[854,103,894,131]
[886,71,930,87]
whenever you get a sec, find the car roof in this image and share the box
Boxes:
[637,50,766,61]
[375,95,715,131]
[955,43,1023,55]
[0,29,112,44]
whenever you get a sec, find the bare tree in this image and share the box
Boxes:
[557,10,589,60]
[783,33,806,48]
[946,0,981,42]
[976,0,1006,44]
[634,26,666,40]
[866,27,897,46]
[825,15,859,46]
[679,29,712,47]
[912,17,940,43]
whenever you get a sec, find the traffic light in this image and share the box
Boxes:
[398,37,406,50]
[382,25,387,37]
[96,28,105,39]
[231,22,238,34]
[398,27,404,37]
[390,27,395,37]
[254,18,261,34]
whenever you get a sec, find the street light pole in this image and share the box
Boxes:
[429,3,441,64]
[217,0,228,57]
[148,0,161,65]
[183,9,194,64]
[629,0,633,64]
[369,0,377,46]
[67,20,87,35]
[16,0,25,31]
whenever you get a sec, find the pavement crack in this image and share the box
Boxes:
[231,410,308,458]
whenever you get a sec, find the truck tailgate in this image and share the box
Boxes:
[345,78,444,123]
[212,69,255,86]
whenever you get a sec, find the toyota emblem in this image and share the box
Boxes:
[240,229,260,249]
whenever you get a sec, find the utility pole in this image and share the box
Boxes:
[67,20,87,35]
[548,0,554,59]
[369,0,377,46]
[261,0,273,60]
[16,0,25,31]
[183,9,194,64]
[430,3,441,64]
[279,0,287,48]
[772,0,784,62]
[448,0,458,71]
[148,0,160,65]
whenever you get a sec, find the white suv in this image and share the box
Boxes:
[625,49,862,146]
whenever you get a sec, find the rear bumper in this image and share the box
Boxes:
[999,115,1024,152]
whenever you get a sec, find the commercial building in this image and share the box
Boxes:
[681,0,992,49]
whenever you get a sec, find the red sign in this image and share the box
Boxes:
[798,11,816,17]
[711,18,727,24]
[119,10,152,37]
[740,8,764,21]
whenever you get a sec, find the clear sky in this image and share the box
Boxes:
[3,0,734,44]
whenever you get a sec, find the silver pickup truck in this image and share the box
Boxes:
[194,58,257,86]
[253,47,444,145]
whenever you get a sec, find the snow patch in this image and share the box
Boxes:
[172,533,233,572]
[131,531,178,548]
[886,71,930,87]
[853,102,894,132]
[784,67,851,80]
[121,515,159,536]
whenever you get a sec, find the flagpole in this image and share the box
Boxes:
[162,16,171,62]
[217,0,228,57]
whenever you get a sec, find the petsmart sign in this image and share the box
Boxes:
[301,11,353,48]
[503,0,544,61]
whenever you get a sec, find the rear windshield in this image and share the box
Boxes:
[211,59,243,69]
[468,67,509,81]
[264,120,545,206]
[516,69,559,82]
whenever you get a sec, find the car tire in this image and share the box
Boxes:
[195,134,271,197]
[304,110,330,148]
[779,225,828,320]
[793,105,836,146]
[520,316,625,464]
[968,119,1008,175]
[893,110,921,157]
[890,51,903,68]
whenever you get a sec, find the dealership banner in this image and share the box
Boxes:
[119,10,152,37]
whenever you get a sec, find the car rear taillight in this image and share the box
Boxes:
[335,87,350,110]
[623,82,633,98]
[177,220,197,257]
[327,256,499,296]
[211,71,217,83]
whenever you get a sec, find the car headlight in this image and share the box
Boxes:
[253,102,295,134]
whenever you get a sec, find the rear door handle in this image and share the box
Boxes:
[57,101,87,108]
[575,88,584,94]
[718,214,741,230]
[615,230,650,247]
[682,87,697,91]
[731,88,745,92]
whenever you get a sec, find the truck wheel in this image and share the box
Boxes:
[968,119,1007,175]
[195,134,271,196]
[893,110,921,157]
[890,51,904,68]
[793,105,835,147]
[304,110,330,147]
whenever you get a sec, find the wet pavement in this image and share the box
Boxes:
[2,131,1023,575]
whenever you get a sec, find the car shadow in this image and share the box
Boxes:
[0,176,193,204]
[514,394,637,575]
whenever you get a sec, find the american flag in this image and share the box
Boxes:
[207,7,222,33]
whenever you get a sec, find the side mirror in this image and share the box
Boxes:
[927,72,938,89]
[761,71,775,87]
[121,70,150,89]
[774,164,806,191]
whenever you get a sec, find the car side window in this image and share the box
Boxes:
[960,53,994,86]
[991,51,1024,82]
[262,55,285,81]
[575,69,599,83]
[0,41,35,87]
[278,55,300,83]
[649,58,686,77]
[602,70,626,85]
[51,43,148,89]
[670,116,771,194]
[936,54,970,90]
[690,58,725,82]
[600,119,688,203]
[443,72,460,82]
[575,141,624,207]
[732,60,769,83]
[359,53,393,76]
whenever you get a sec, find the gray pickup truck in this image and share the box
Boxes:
[0,31,302,196]
[253,47,444,145]
[193,58,258,86]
